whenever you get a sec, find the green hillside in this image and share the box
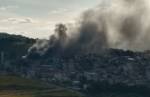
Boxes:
[0,33,35,60]
[0,75,82,97]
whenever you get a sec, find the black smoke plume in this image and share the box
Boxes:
[28,0,150,57]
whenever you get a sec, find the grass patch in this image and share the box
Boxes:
[0,75,82,97]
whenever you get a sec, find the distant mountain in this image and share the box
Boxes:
[0,33,36,60]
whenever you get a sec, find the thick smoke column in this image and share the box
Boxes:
[28,0,150,56]
[28,24,68,56]
[77,0,150,51]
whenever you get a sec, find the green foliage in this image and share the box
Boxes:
[0,33,35,60]
[85,81,150,97]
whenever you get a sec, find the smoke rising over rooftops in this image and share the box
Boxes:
[28,0,150,56]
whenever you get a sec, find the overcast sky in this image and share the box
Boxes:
[0,0,101,38]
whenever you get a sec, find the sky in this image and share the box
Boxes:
[0,0,100,38]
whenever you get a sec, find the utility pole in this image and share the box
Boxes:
[0,51,5,72]
[1,52,4,65]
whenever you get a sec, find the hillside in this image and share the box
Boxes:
[0,33,35,60]
[0,75,82,97]
[1,33,150,97]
